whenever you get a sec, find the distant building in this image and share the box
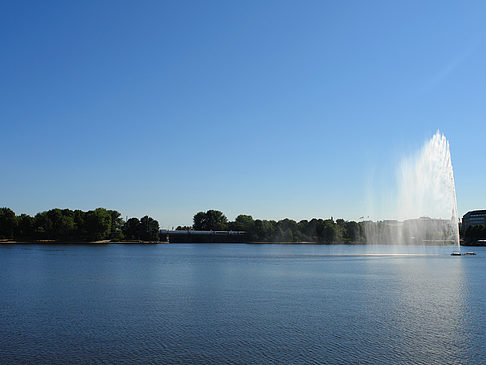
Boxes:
[158,230,247,243]
[462,210,486,231]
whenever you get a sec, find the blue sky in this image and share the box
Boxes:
[1,1,485,227]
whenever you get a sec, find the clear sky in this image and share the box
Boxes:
[1,1,485,227]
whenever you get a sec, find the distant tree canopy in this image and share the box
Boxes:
[140,216,160,241]
[1,206,469,244]
[193,210,228,231]
[0,207,159,242]
[191,211,366,243]
[0,208,16,239]
[121,216,159,241]
[122,218,141,240]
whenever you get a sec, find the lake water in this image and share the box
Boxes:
[1,244,485,364]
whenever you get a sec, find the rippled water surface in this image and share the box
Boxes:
[1,244,485,364]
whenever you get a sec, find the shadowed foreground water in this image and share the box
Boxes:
[1,244,485,364]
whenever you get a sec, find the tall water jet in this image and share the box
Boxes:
[365,131,460,250]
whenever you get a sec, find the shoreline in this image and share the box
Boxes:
[0,240,169,245]
[1,240,483,246]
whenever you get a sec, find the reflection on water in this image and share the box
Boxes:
[369,252,469,363]
[0,244,484,364]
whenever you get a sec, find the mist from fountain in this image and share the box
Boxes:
[365,131,460,250]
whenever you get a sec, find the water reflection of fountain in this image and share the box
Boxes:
[365,131,460,251]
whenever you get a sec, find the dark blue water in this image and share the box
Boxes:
[1,244,485,364]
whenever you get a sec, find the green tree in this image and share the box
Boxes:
[0,207,17,239]
[344,221,362,242]
[302,219,319,241]
[47,209,75,240]
[193,212,206,230]
[253,219,277,241]
[108,210,123,238]
[297,220,311,241]
[86,208,112,241]
[73,210,88,239]
[122,218,141,240]
[140,215,160,241]
[311,219,341,243]
[34,211,53,240]
[233,215,254,231]
[193,210,228,231]
[16,214,35,239]
[274,219,299,242]
[322,219,341,242]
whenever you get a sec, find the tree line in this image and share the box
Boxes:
[188,210,483,244]
[0,207,159,242]
[0,207,366,243]
[2,207,480,244]
[183,210,366,243]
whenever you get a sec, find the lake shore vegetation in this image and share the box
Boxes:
[0,207,159,242]
[0,207,366,243]
[1,207,482,244]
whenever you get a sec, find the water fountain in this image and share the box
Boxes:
[365,131,467,254]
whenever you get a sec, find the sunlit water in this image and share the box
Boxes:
[1,244,485,364]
